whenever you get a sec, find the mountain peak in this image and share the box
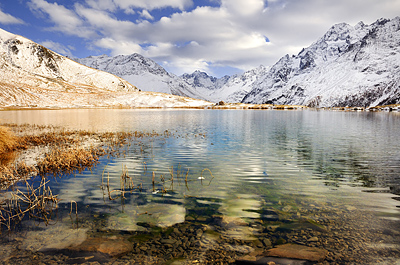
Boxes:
[181,70,220,90]
[241,17,400,107]
[322,22,353,42]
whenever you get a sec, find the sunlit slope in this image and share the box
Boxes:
[0,28,212,108]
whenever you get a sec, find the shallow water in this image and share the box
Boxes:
[1,109,400,264]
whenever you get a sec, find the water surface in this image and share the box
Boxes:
[1,109,400,264]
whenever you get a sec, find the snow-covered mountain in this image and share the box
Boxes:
[0,28,212,108]
[241,17,400,107]
[181,67,269,103]
[76,54,269,104]
[76,18,400,107]
[181,70,229,92]
[3,16,398,109]
[75,54,206,100]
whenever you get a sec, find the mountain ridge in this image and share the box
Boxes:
[75,53,207,100]
[241,17,400,107]
[0,28,212,108]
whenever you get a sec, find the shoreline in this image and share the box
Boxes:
[1,103,399,112]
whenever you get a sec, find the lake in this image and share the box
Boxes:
[1,109,400,264]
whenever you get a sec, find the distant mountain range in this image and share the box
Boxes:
[0,28,211,108]
[75,54,206,100]
[77,17,400,108]
[1,16,399,108]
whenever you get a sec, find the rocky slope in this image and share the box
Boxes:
[0,28,212,108]
[241,17,400,107]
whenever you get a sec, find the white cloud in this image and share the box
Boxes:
[0,9,24,25]
[161,57,212,75]
[28,0,96,38]
[95,37,143,55]
[257,0,400,59]
[40,40,75,57]
[85,0,193,12]
[114,0,193,11]
[221,0,264,16]
[140,10,154,20]
[85,0,116,12]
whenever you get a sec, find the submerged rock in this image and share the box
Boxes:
[264,243,328,262]
[21,226,88,252]
[68,237,133,257]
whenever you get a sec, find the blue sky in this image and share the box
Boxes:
[1,0,399,77]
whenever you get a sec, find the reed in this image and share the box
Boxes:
[0,177,59,232]
[200,168,215,186]
[185,168,190,191]
[100,163,216,205]
[69,200,79,228]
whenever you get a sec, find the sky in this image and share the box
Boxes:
[0,0,399,77]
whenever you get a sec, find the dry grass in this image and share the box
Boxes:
[0,125,213,231]
[0,124,171,230]
[0,124,176,189]
[0,124,152,188]
[37,145,105,177]
[0,126,18,156]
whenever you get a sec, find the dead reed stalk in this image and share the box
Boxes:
[0,178,59,232]
[200,168,215,186]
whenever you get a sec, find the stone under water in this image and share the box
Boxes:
[263,243,328,262]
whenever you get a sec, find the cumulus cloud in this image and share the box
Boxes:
[26,0,400,76]
[28,0,96,38]
[85,0,193,12]
[0,9,24,25]
[139,10,154,20]
[85,0,117,12]
[94,37,143,55]
[115,0,193,11]
[221,0,265,16]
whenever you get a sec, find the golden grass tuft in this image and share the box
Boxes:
[37,145,105,177]
[0,126,18,155]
